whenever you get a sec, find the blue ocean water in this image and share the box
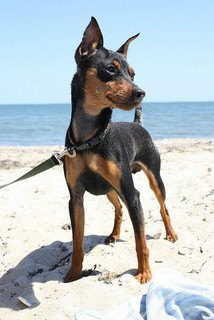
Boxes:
[0,102,213,145]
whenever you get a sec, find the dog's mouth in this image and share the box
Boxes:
[109,102,141,111]
[105,80,145,111]
[106,87,145,111]
[106,95,143,111]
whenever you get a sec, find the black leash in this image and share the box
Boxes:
[0,126,109,190]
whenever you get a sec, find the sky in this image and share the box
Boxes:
[0,0,214,104]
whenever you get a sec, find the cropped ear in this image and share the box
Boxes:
[75,17,103,64]
[117,33,140,59]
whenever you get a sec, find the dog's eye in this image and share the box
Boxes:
[106,65,116,73]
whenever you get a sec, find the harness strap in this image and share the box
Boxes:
[67,126,109,151]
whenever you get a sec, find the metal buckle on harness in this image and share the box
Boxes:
[53,147,76,165]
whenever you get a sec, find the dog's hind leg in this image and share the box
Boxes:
[142,163,178,242]
[105,190,123,244]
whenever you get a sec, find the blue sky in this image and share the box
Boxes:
[0,0,214,104]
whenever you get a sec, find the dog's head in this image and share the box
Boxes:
[74,17,145,115]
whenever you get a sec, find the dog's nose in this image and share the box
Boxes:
[133,89,146,99]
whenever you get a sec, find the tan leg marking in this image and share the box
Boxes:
[123,198,152,283]
[105,191,123,244]
[134,229,152,283]
[64,156,86,282]
[86,154,121,192]
[64,154,85,189]
[64,202,85,282]
[141,163,178,242]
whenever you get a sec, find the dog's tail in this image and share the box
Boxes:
[134,106,143,125]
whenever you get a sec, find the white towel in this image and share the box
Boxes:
[75,269,214,320]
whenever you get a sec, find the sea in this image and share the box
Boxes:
[0,102,213,146]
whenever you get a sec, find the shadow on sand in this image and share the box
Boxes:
[0,232,156,311]
[0,234,107,310]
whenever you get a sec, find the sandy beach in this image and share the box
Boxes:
[0,139,214,319]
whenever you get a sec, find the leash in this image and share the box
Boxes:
[0,148,75,190]
[0,126,109,190]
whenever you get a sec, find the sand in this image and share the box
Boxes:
[0,139,214,319]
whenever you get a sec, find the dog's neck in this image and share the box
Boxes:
[68,74,112,144]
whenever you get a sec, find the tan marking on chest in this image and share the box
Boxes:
[86,154,121,192]
[64,155,85,189]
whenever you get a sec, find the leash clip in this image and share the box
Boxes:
[66,147,77,158]
[53,147,76,165]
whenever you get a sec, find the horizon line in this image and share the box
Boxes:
[0,100,214,106]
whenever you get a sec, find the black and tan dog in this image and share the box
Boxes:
[64,17,177,284]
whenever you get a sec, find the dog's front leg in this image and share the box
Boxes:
[86,154,152,284]
[64,194,85,283]
[124,187,152,284]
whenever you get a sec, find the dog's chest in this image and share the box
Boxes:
[83,169,114,195]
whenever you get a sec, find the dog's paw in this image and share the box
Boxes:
[64,273,81,283]
[64,268,82,283]
[105,233,120,245]
[166,231,178,243]
[135,269,152,284]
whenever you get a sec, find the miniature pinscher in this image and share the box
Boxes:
[63,17,177,284]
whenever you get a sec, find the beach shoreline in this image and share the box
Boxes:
[0,138,214,319]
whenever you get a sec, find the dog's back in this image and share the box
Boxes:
[97,121,159,169]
